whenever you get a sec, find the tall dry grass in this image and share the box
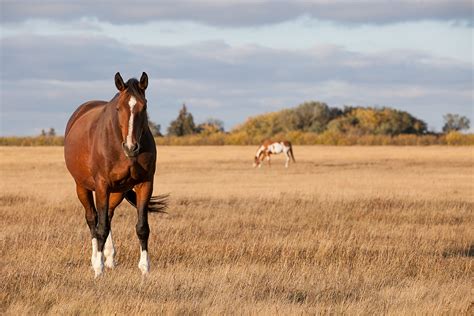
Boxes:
[2,131,474,146]
[0,146,473,314]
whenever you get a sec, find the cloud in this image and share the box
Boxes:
[2,0,472,26]
[2,35,471,86]
[1,35,134,81]
[0,34,472,135]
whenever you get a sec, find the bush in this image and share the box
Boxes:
[327,107,427,136]
[0,136,64,146]
[444,131,474,145]
[2,133,473,146]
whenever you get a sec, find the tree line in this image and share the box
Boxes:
[163,101,470,137]
[2,101,471,146]
[146,101,472,146]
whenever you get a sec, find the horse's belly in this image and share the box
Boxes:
[64,147,95,190]
[270,143,284,154]
[64,115,96,190]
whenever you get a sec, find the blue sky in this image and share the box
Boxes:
[1,0,472,135]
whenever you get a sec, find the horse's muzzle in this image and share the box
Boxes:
[122,142,140,158]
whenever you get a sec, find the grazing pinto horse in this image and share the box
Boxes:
[253,140,295,168]
[64,72,167,277]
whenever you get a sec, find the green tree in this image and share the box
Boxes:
[233,101,342,137]
[233,112,282,138]
[196,118,225,134]
[148,120,162,137]
[442,114,470,133]
[167,104,196,136]
[327,107,427,136]
[290,101,341,133]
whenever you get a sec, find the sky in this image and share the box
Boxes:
[0,0,473,136]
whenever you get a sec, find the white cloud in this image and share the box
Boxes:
[0,34,472,135]
[2,0,472,26]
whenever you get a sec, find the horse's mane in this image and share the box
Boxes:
[125,78,145,100]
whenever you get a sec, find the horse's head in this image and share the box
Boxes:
[253,145,267,168]
[114,72,149,158]
[253,152,264,168]
[253,155,260,168]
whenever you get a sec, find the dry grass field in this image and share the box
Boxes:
[1,146,473,314]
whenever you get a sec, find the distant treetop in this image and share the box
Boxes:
[167,103,196,136]
[233,101,427,137]
[442,114,470,133]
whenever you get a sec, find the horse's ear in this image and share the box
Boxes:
[115,72,126,91]
[139,72,148,90]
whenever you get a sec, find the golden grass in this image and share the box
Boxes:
[1,146,473,314]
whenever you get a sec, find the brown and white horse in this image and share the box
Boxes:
[253,140,295,168]
[64,72,167,277]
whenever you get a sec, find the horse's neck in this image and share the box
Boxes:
[96,103,122,147]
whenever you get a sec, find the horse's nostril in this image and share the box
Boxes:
[122,142,139,157]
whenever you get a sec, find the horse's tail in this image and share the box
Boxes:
[124,190,169,213]
[289,142,296,162]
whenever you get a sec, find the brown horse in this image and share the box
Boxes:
[64,72,166,277]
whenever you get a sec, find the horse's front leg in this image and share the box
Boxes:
[134,181,153,275]
[93,181,110,277]
[75,185,98,268]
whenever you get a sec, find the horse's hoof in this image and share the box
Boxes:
[94,267,104,278]
[104,257,115,269]
[138,249,149,275]
[138,262,149,275]
[93,261,104,277]
[92,252,104,277]
[138,259,149,275]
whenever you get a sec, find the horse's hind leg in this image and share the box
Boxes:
[134,181,153,275]
[284,149,290,168]
[103,193,124,269]
[76,185,98,268]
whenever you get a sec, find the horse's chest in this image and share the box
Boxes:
[110,163,146,188]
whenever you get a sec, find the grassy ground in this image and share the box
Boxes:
[1,146,473,314]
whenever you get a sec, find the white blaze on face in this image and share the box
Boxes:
[126,96,137,149]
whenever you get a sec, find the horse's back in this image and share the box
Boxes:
[65,100,107,137]
[263,139,291,147]
[262,139,273,147]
